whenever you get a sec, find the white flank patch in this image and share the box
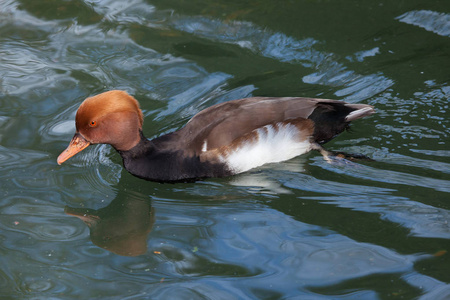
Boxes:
[201,140,208,152]
[223,123,312,174]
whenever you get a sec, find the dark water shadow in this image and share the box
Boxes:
[65,190,155,257]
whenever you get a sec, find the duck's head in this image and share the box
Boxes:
[57,90,144,165]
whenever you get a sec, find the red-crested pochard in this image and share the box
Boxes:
[57,90,375,182]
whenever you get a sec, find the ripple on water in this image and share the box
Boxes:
[48,120,74,135]
[143,206,422,298]
[19,276,54,294]
[90,0,157,24]
[76,244,111,258]
[301,242,411,279]
[39,102,78,143]
[397,10,450,37]
[0,29,77,96]
[0,199,86,248]
[312,157,450,193]
[84,146,121,185]
[410,149,450,158]
[11,265,96,298]
[1,0,449,299]
[34,222,81,241]
[335,145,450,174]
[376,124,445,140]
[304,193,450,239]
[283,171,395,195]
[56,144,121,202]
[0,145,47,171]
[146,284,240,300]
[372,84,449,153]
[168,15,394,101]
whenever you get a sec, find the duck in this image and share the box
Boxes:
[57,90,375,182]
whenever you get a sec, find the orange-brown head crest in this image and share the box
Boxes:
[76,90,144,131]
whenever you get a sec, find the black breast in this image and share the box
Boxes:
[118,137,231,182]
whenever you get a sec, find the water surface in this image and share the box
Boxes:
[1,0,449,299]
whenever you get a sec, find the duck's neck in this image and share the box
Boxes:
[116,131,192,182]
[116,131,163,181]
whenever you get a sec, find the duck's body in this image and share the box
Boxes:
[57,91,375,182]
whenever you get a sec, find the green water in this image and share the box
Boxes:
[1,0,449,299]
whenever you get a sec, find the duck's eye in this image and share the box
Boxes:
[89,121,97,127]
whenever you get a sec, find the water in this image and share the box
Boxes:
[1,0,449,299]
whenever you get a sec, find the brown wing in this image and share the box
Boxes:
[173,97,326,154]
[153,96,373,156]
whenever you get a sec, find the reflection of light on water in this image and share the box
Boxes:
[229,172,293,195]
[68,0,395,102]
[347,47,380,62]
[229,160,307,195]
[304,192,450,239]
[169,16,394,101]
[156,72,232,120]
[337,145,450,174]
[397,10,450,37]
[0,145,47,169]
[410,149,450,157]
[48,120,74,135]
[2,1,448,298]
[305,156,450,239]
[372,82,449,155]
[313,156,450,193]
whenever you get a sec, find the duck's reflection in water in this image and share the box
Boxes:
[65,191,155,256]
